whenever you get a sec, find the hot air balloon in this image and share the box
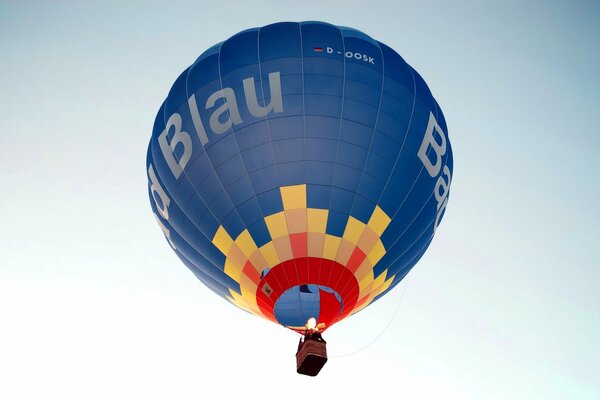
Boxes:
[146,21,453,376]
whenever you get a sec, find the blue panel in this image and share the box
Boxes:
[222,210,245,240]
[219,30,258,77]
[248,165,279,194]
[337,141,368,169]
[305,115,340,139]
[325,210,348,237]
[306,137,337,162]
[339,119,373,147]
[228,176,255,207]
[272,138,304,163]
[236,197,263,226]
[357,172,385,203]
[329,187,354,214]
[236,120,271,151]
[364,149,394,182]
[305,75,343,96]
[195,170,222,205]
[276,161,305,186]
[371,131,401,163]
[256,189,284,216]
[185,151,214,190]
[269,116,304,140]
[241,142,275,172]
[306,184,331,209]
[215,155,246,187]
[332,164,362,192]
[208,189,235,221]
[304,93,343,117]
[306,161,334,185]
[205,134,238,167]
[247,219,272,248]
[259,22,302,61]
[350,194,375,224]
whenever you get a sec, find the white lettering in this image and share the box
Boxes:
[434,197,448,234]
[243,72,283,118]
[154,213,176,249]
[188,94,209,146]
[418,112,447,177]
[148,164,170,220]
[434,165,451,210]
[206,87,242,135]
[158,113,192,179]
[433,166,452,232]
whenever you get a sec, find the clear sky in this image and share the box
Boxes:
[1,1,598,399]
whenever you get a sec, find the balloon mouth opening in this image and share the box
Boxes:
[256,257,360,333]
[272,284,343,331]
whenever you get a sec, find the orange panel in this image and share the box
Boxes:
[285,209,307,234]
[357,226,379,254]
[307,232,325,258]
[272,236,293,263]
[335,238,355,266]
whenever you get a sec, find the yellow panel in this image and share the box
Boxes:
[307,208,329,233]
[368,206,391,236]
[265,211,288,239]
[335,238,355,266]
[343,216,366,245]
[228,289,258,315]
[259,242,280,268]
[212,225,233,255]
[371,270,388,292]
[235,229,257,258]
[224,258,243,282]
[359,269,374,290]
[322,235,341,260]
[239,275,259,308]
[280,184,307,210]
[367,240,386,266]
[285,209,307,234]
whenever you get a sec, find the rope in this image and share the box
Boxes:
[329,275,411,358]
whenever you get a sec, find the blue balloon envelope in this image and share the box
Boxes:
[147,21,453,332]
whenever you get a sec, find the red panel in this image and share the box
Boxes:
[289,232,308,258]
[317,289,342,328]
[242,261,260,286]
[346,248,366,273]
[296,258,309,283]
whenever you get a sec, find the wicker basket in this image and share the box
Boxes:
[296,339,328,376]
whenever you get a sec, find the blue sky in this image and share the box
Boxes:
[1,1,598,399]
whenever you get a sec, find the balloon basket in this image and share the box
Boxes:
[296,339,328,376]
